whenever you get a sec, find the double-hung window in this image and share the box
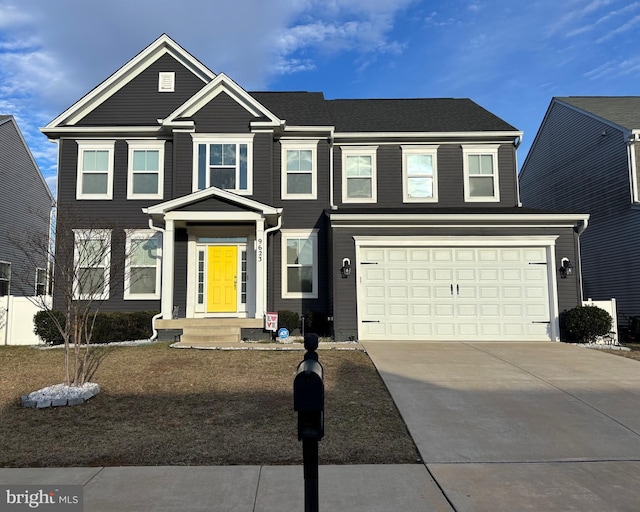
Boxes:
[76,141,115,200]
[342,146,378,203]
[35,268,47,296]
[0,262,10,296]
[74,230,111,300]
[281,140,318,199]
[402,145,439,203]
[463,145,500,202]
[282,230,318,299]
[125,230,162,300]
[127,140,165,199]
[192,134,254,194]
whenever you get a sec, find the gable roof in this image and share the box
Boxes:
[0,115,55,204]
[250,92,333,127]
[44,34,216,129]
[556,96,640,132]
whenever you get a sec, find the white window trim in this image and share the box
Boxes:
[281,229,318,299]
[124,229,162,300]
[76,140,115,200]
[341,146,378,204]
[126,140,165,200]
[402,145,439,203]
[281,140,318,200]
[73,229,111,300]
[462,144,500,203]
[191,134,254,195]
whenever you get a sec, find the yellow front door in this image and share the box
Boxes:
[207,246,237,312]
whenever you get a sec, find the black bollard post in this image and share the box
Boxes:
[294,333,324,512]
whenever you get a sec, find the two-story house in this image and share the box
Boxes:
[42,34,588,342]
[520,96,640,325]
[1,115,55,344]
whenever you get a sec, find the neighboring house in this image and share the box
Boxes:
[520,96,640,325]
[41,34,588,342]
[0,115,55,344]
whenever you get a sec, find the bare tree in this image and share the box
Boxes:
[10,207,145,386]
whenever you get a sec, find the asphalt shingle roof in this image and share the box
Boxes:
[248,94,518,133]
[557,96,640,131]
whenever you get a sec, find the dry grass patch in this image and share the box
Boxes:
[0,343,419,467]
[610,342,640,362]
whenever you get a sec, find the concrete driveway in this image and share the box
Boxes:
[363,341,640,512]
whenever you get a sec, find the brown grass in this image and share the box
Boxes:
[0,343,419,467]
[611,342,640,362]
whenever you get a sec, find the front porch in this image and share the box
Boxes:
[156,317,266,346]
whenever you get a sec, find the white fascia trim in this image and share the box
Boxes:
[164,73,282,125]
[283,125,335,133]
[41,126,163,137]
[353,235,559,247]
[335,131,523,140]
[46,35,215,129]
[165,211,263,222]
[145,186,282,215]
[329,213,590,224]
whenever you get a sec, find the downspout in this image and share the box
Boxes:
[262,214,283,319]
[329,129,337,210]
[576,216,589,303]
[514,135,523,207]
[147,216,165,341]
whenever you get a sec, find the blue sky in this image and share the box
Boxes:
[1,0,639,197]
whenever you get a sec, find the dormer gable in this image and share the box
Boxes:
[161,73,284,130]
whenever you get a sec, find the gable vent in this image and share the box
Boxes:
[158,72,175,92]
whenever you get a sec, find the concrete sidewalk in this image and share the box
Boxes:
[0,464,453,512]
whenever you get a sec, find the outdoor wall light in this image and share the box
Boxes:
[559,257,574,278]
[341,258,352,278]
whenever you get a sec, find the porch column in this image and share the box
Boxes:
[161,218,175,319]
[255,218,265,319]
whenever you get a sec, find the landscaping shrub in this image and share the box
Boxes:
[564,305,612,344]
[33,310,66,345]
[34,310,159,344]
[303,310,330,337]
[277,310,300,334]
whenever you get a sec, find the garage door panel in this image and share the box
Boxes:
[358,245,553,341]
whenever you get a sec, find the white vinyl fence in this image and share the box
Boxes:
[0,295,51,345]
[582,298,618,345]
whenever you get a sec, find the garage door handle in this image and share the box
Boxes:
[457,284,460,295]
[450,284,453,295]
[362,320,380,323]
[532,321,551,324]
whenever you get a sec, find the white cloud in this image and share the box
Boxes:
[596,13,640,42]
[566,2,640,37]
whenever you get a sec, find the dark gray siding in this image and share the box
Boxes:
[78,54,207,126]
[192,93,254,133]
[330,225,582,341]
[520,101,640,321]
[0,119,53,296]
[334,143,519,209]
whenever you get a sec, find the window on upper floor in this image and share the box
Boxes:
[76,141,115,200]
[73,230,111,300]
[402,145,439,203]
[462,145,500,202]
[127,140,165,200]
[124,230,162,300]
[342,146,378,203]
[35,268,47,296]
[0,262,10,296]
[192,135,254,195]
[281,140,318,200]
[281,230,318,299]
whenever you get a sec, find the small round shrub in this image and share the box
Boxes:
[564,305,612,343]
[278,310,300,334]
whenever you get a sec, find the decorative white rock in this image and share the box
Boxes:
[21,383,100,408]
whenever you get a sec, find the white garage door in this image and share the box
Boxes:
[358,245,553,341]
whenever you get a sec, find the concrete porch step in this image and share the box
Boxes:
[176,333,241,346]
[156,318,264,329]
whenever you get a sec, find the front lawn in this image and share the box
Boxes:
[0,343,419,467]
[612,342,640,362]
